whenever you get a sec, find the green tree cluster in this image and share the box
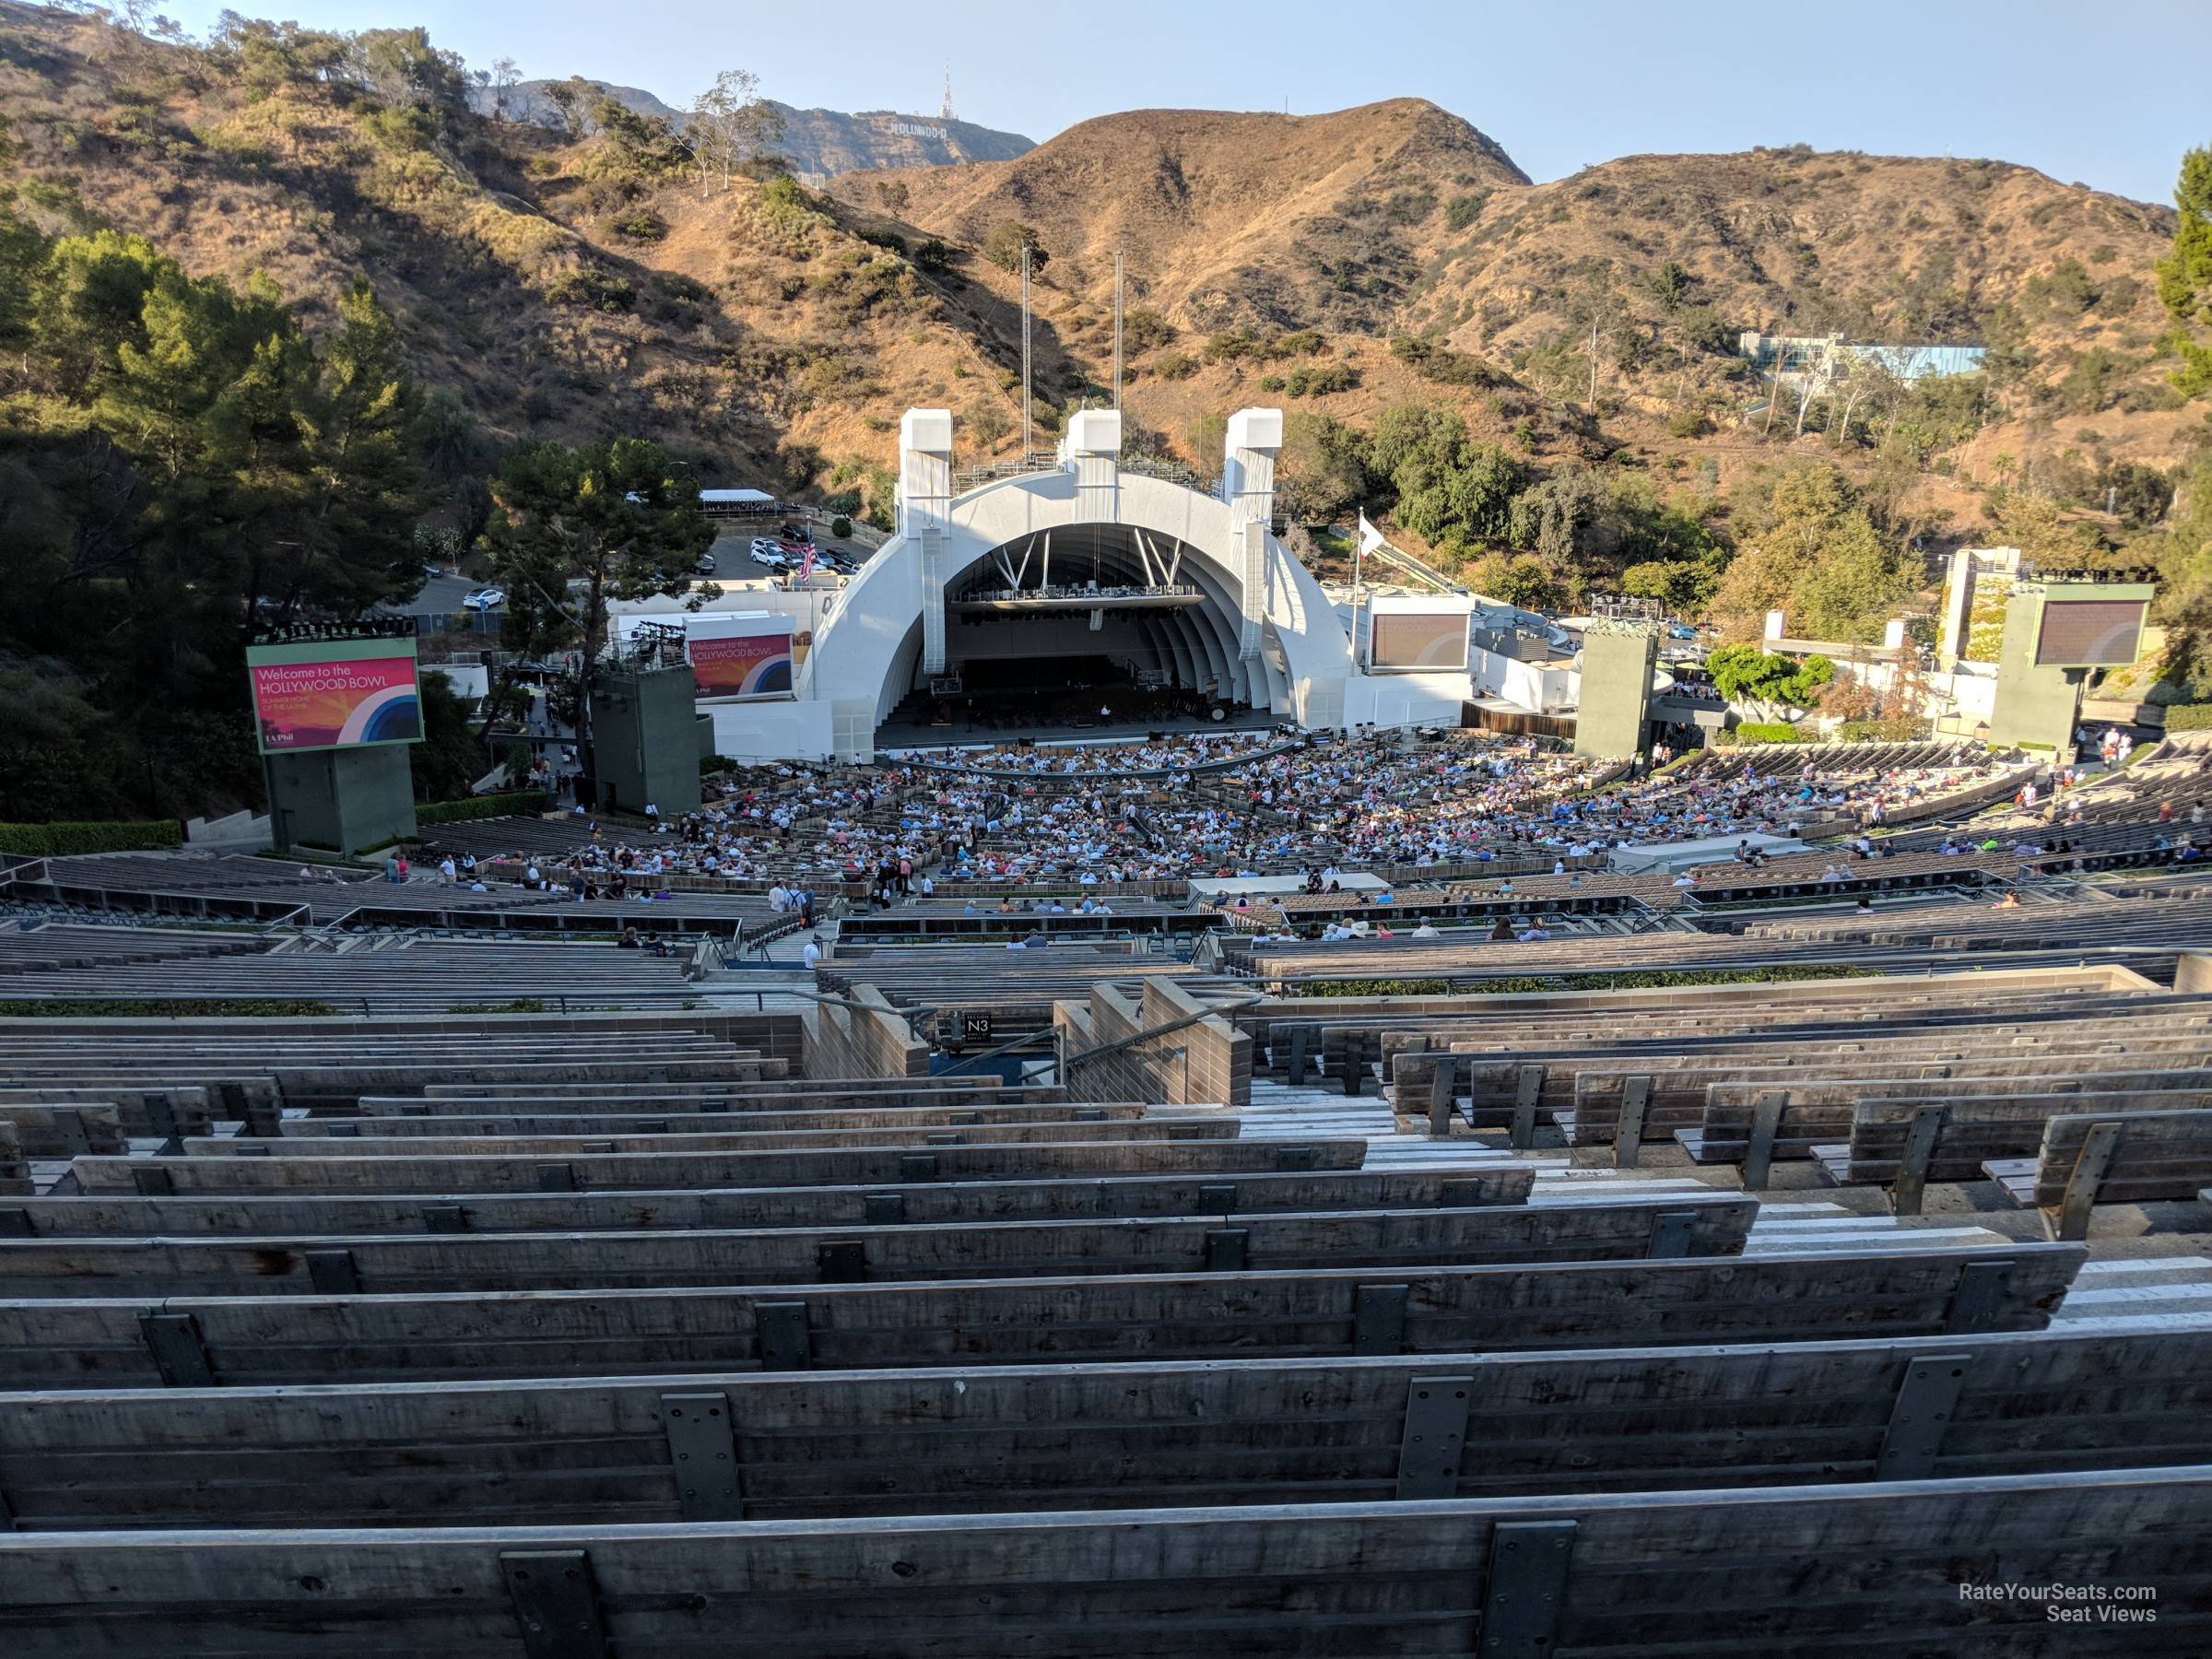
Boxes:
[1709,460,1922,642]
[486,438,714,781]
[0,205,426,818]
[1706,644,1836,723]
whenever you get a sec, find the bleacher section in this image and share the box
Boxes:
[2,961,2210,1653]
[5,730,2212,1649]
[3,852,788,937]
[0,935,705,1012]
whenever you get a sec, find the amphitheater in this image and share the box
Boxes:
[667,407,1472,761]
[1,727,2210,1652]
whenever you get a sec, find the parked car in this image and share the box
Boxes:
[821,549,860,575]
[1665,621,1699,641]
[780,522,813,544]
[463,587,505,611]
[694,550,718,575]
[747,546,789,571]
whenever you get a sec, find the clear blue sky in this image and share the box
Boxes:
[161,0,2211,205]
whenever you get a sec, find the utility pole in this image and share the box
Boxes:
[1112,248,1124,412]
[1020,244,1033,463]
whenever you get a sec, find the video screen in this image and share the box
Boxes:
[248,640,422,754]
[2034,599,2147,667]
[1370,611,1469,672]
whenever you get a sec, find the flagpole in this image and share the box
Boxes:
[1352,513,1368,673]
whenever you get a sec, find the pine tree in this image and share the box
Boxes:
[2156,147,2212,399]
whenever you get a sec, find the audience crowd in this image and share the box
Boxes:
[439,733,2027,905]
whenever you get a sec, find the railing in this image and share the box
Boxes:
[957,583,1202,604]
[950,454,1063,493]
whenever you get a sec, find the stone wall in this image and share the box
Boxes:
[801,984,930,1079]
[1059,977,1249,1107]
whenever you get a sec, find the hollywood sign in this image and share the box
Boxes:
[890,121,948,141]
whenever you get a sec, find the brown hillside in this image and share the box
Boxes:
[831,99,1529,335]
[833,114,2201,540]
[0,1,1042,495]
[4,0,2199,546]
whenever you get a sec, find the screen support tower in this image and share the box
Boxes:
[1113,249,1124,412]
[1575,597,1662,760]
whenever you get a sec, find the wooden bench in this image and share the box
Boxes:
[0,1463,2198,1656]
[204,1118,1241,1157]
[0,1195,1755,1297]
[1556,1031,2212,1149]
[0,1102,132,1159]
[1985,1108,2212,1239]
[0,1167,1537,1239]
[1822,1088,2212,1213]
[0,1122,28,1197]
[1637,1038,2212,1158]
[0,1244,2081,1389]
[60,1140,1371,1195]
[2,1321,2201,1529]
[293,1101,1149,1137]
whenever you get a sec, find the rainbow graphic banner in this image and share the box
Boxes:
[248,637,423,755]
[689,627,794,699]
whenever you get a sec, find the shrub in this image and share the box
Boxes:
[541,267,635,312]
[1155,352,1198,382]
[0,819,182,856]
[609,211,666,241]
[1300,979,1454,997]
[2165,704,2212,732]
[983,220,1047,274]
[1124,306,1174,349]
[1444,191,1488,231]
[413,791,548,826]
[830,514,853,538]
[1297,964,1879,998]
[1733,723,1800,745]
[1837,717,1931,742]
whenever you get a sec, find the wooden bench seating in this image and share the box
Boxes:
[1376,998,2208,1102]
[0,1088,214,1143]
[1822,1086,2212,1193]
[201,1118,1241,1157]
[0,1244,2081,1389]
[0,1122,28,1197]
[1688,1067,2212,1171]
[0,1195,1755,1297]
[0,1321,2199,1530]
[1400,1030,2212,1150]
[1560,1024,2212,1140]
[367,1080,1065,1113]
[1985,1108,2212,1239]
[60,1139,1371,1195]
[295,1101,1149,1138]
[0,1463,2198,1657]
[0,1103,133,1159]
[0,1167,1538,1239]
[6,1164,1544,1235]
